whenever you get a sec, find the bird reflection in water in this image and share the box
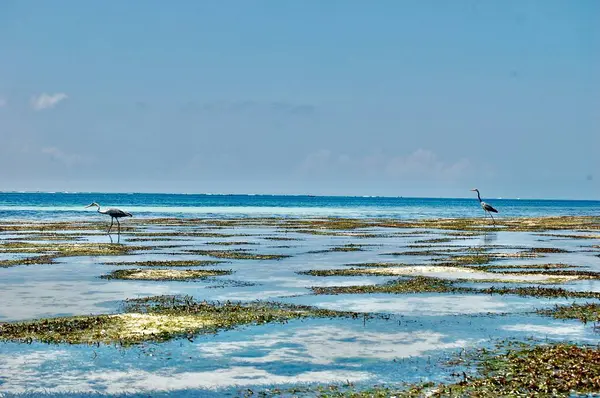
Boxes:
[481,232,498,246]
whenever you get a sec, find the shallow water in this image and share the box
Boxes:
[1,194,599,396]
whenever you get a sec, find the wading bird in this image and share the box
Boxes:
[85,202,132,234]
[471,189,498,225]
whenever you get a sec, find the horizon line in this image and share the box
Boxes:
[0,191,597,202]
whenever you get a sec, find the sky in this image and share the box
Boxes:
[0,1,598,199]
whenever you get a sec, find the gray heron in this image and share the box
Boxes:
[85,202,132,234]
[471,189,498,225]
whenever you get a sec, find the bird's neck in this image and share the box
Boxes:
[476,191,482,202]
[97,206,107,214]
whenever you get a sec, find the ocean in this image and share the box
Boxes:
[1,192,600,396]
[0,192,598,220]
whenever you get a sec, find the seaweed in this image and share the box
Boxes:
[0,295,359,345]
[100,268,232,281]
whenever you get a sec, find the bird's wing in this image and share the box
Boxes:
[108,208,132,217]
[482,202,498,213]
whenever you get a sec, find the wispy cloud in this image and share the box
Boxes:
[385,149,470,180]
[30,93,68,110]
[180,100,316,116]
[299,149,471,181]
[135,101,149,110]
[41,147,89,167]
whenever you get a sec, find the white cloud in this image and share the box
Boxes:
[30,92,68,110]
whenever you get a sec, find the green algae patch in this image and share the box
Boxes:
[248,384,424,398]
[363,215,600,232]
[0,221,135,232]
[413,237,454,244]
[0,241,148,256]
[0,255,56,268]
[263,236,302,241]
[444,231,483,237]
[311,274,600,298]
[103,259,225,267]
[329,244,366,252]
[312,276,464,295]
[537,233,600,240]
[538,303,600,324]
[494,269,600,280]
[431,251,541,268]
[410,216,600,232]
[478,285,600,299]
[0,242,150,268]
[278,218,378,231]
[385,248,467,256]
[206,241,258,246]
[125,237,182,242]
[479,263,578,271]
[390,215,597,232]
[309,244,367,254]
[304,265,578,284]
[0,313,222,345]
[186,249,290,260]
[131,231,244,238]
[301,268,382,277]
[253,343,600,397]
[432,343,600,397]
[0,295,358,345]
[344,262,418,268]
[528,247,570,254]
[100,268,232,281]
[5,233,87,242]
[293,229,382,238]
[3,216,599,235]
[432,254,494,266]
[0,314,202,345]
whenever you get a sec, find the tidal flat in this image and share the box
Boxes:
[1,215,599,396]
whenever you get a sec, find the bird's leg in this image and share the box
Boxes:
[117,218,121,235]
[489,212,496,226]
[483,210,490,222]
[483,210,492,224]
[108,218,113,234]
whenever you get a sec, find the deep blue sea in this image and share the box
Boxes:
[0,192,598,220]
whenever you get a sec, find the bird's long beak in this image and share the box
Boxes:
[85,203,95,208]
[470,189,477,191]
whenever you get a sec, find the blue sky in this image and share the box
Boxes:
[0,1,598,199]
